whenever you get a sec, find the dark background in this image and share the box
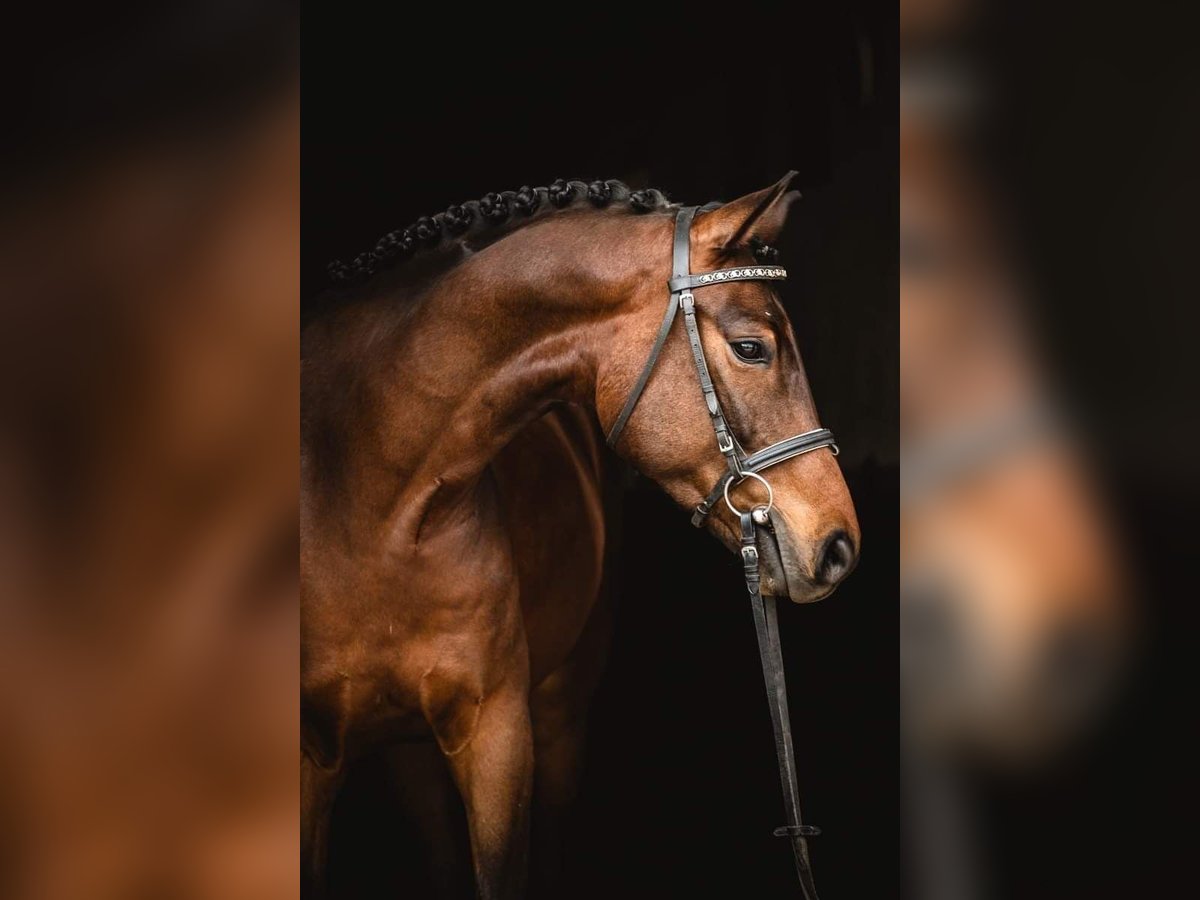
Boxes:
[986,7,1200,900]
[306,5,898,899]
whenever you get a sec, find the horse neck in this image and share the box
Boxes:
[306,213,656,545]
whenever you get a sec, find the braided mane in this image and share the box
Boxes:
[327,178,672,285]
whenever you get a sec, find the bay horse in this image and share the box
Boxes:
[301,175,859,898]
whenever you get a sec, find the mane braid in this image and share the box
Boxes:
[326,179,672,285]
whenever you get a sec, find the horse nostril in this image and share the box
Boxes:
[814,529,856,585]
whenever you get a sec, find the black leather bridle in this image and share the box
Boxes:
[607,205,839,899]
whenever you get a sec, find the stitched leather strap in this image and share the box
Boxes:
[692,428,838,527]
[742,512,821,900]
[680,288,742,476]
[669,207,740,476]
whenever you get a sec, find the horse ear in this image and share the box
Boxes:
[695,171,801,249]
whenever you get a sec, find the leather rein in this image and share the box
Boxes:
[607,205,838,899]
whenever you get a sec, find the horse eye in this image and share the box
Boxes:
[731,340,766,362]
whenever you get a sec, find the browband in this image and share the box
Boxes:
[668,265,787,293]
[606,205,837,528]
[606,208,791,456]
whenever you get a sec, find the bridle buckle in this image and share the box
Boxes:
[716,429,735,454]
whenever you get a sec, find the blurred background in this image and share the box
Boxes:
[901,0,1200,897]
[0,4,298,899]
[306,4,897,898]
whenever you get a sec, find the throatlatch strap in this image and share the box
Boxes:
[605,205,699,449]
[742,512,822,900]
[605,291,681,447]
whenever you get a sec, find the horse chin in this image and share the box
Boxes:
[758,517,831,605]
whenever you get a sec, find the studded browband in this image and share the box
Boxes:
[605,205,838,522]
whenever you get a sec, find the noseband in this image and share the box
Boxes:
[607,206,838,899]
